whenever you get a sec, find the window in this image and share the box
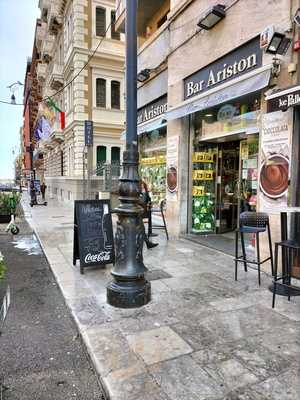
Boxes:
[111,11,120,40]
[96,7,106,37]
[111,80,120,109]
[96,78,106,107]
[97,146,107,176]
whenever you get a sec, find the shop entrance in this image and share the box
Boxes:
[216,141,240,234]
[190,135,259,254]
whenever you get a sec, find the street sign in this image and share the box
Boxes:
[84,120,93,146]
[73,200,114,274]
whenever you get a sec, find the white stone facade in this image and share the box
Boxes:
[36,0,125,202]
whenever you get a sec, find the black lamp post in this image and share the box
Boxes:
[106,0,151,308]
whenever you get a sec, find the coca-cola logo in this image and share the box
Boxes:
[85,251,111,264]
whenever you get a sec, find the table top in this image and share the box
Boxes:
[279,208,300,213]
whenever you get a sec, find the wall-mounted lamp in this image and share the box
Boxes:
[266,32,291,55]
[137,68,151,82]
[197,4,226,30]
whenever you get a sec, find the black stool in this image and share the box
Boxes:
[150,199,169,240]
[235,212,274,285]
[272,240,300,308]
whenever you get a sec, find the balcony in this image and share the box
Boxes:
[40,34,55,60]
[38,0,51,22]
[115,0,169,36]
[37,63,47,82]
[49,63,64,90]
[50,119,64,144]
[47,0,63,35]
[35,21,47,52]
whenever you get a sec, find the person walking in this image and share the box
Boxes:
[40,182,47,201]
[139,180,158,249]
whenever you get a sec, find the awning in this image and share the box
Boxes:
[137,114,167,135]
[166,66,272,121]
[121,114,167,139]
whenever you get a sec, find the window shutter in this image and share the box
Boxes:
[96,7,106,37]
[111,80,120,109]
[111,11,120,40]
[96,78,106,107]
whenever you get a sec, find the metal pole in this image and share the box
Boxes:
[107,0,151,308]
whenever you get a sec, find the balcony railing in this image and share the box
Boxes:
[40,34,55,60]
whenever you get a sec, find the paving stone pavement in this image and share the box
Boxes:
[22,193,300,400]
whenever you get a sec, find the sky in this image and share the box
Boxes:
[0,0,40,179]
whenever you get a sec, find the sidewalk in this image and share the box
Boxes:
[23,194,300,400]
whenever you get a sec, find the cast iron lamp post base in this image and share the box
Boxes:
[107,147,151,308]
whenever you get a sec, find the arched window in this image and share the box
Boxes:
[111,80,120,109]
[96,78,106,107]
[96,7,106,37]
[111,11,120,40]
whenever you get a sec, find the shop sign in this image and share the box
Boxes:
[167,136,179,196]
[193,170,214,181]
[138,96,168,125]
[140,155,166,165]
[184,37,262,100]
[193,186,205,196]
[267,87,300,112]
[259,110,293,213]
[192,152,214,163]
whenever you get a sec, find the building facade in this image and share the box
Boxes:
[35,0,125,201]
[116,0,300,255]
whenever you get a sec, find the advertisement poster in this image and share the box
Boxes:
[167,136,179,198]
[259,110,292,213]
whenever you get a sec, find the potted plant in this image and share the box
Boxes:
[0,191,21,223]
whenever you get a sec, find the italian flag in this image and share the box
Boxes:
[47,98,65,130]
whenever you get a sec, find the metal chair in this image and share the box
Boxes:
[272,240,300,308]
[149,199,169,240]
[235,212,274,285]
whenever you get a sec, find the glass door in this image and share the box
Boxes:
[216,141,240,234]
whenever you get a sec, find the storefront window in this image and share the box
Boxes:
[139,127,166,206]
[190,94,260,235]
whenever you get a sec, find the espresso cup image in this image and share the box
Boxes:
[259,154,289,199]
[167,166,177,192]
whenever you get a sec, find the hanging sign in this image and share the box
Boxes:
[73,200,114,274]
[259,110,293,213]
[267,86,300,112]
[84,120,94,146]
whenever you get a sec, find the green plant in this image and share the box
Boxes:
[0,251,6,280]
[0,192,21,215]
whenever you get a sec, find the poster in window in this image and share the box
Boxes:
[259,110,292,213]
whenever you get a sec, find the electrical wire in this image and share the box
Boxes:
[0,0,121,107]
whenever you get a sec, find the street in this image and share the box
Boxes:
[0,218,105,400]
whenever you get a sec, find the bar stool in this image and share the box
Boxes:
[150,199,169,240]
[272,240,300,308]
[235,212,274,285]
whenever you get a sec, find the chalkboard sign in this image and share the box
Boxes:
[73,200,114,274]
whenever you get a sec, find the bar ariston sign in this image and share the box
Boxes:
[184,37,262,100]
